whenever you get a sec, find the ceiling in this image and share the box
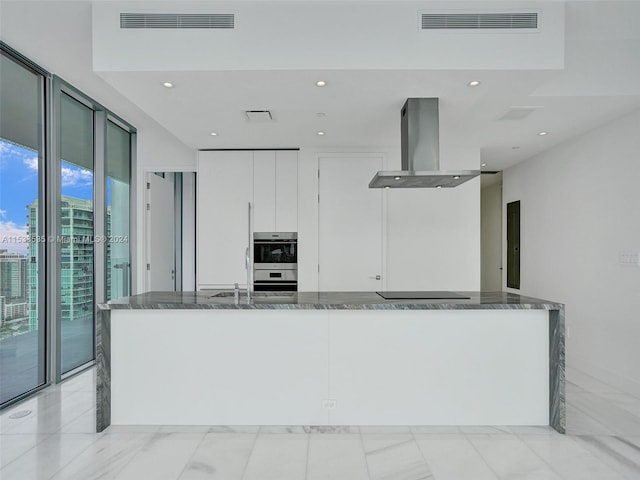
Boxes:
[1,0,640,173]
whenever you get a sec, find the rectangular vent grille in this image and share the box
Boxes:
[421,13,537,30]
[120,13,235,29]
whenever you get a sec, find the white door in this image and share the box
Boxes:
[318,156,383,291]
[146,172,175,291]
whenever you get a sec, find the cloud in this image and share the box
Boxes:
[0,220,30,255]
[61,165,93,187]
[0,209,6,219]
[24,157,38,171]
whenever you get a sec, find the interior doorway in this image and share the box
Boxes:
[481,172,503,291]
[145,171,196,292]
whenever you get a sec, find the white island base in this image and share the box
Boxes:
[110,308,549,427]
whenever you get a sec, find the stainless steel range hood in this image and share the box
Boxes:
[369,98,480,188]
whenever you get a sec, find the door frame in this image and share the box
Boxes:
[142,167,196,293]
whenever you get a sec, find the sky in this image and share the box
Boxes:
[0,138,93,255]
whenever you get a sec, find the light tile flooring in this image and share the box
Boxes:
[1,367,640,479]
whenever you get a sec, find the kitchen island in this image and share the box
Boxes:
[96,291,565,433]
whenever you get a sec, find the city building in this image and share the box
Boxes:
[0,249,28,325]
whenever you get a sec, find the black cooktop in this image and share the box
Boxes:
[376,291,471,300]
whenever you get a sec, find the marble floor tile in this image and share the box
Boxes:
[410,426,461,434]
[60,408,97,434]
[0,433,50,468]
[49,432,155,480]
[566,403,614,435]
[570,393,640,436]
[359,426,412,434]
[242,433,309,480]
[112,432,206,480]
[258,425,309,434]
[178,433,257,480]
[0,391,64,433]
[308,425,360,434]
[361,434,433,480]
[566,368,621,394]
[157,425,210,433]
[572,435,640,479]
[4,390,95,435]
[459,426,512,435]
[594,392,640,418]
[306,433,369,480]
[414,433,498,480]
[208,426,260,434]
[520,433,625,479]
[467,434,564,480]
[104,425,161,434]
[0,433,98,480]
[507,426,558,435]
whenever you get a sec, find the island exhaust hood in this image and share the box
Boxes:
[369,98,480,188]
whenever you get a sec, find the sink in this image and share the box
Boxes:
[210,291,296,298]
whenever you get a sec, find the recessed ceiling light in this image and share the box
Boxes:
[468,80,481,87]
[384,186,390,189]
[394,176,401,180]
[162,82,174,88]
[436,185,443,189]
[316,81,327,87]
[481,163,487,167]
[210,132,218,136]
[538,131,548,136]
[453,175,460,180]
[317,131,325,136]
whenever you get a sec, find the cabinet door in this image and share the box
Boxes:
[197,151,253,289]
[318,155,383,291]
[275,151,298,232]
[253,151,276,232]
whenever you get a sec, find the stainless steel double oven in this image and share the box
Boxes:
[253,232,298,291]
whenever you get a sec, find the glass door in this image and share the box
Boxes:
[59,92,95,375]
[106,120,131,300]
[0,52,46,405]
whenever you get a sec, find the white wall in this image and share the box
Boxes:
[503,109,640,396]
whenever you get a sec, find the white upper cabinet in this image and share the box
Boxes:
[197,150,298,289]
[275,150,298,232]
[252,150,298,233]
[252,151,277,232]
[197,150,253,289]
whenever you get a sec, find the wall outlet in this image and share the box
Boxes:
[322,399,337,410]
[619,252,640,267]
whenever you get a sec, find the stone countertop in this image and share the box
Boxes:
[98,291,563,311]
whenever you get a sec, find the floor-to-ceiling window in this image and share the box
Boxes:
[106,120,131,301]
[0,43,135,406]
[0,50,46,404]
[58,92,95,375]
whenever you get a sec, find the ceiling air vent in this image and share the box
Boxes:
[245,110,273,123]
[120,13,235,29]
[421,12,538,30]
